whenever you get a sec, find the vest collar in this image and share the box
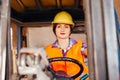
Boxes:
[52,38,77,48]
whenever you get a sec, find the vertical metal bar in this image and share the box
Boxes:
[0,0,10,80]
[17,26,22,55]
[102,0,119,80]
[86,0,119,80]
[87,0,108,80]
[6,3,12,80]
[0,4,1,79]
[83,0,95,80]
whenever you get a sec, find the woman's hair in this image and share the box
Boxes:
[53,23,73,35]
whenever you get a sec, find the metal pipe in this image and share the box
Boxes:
[0,0,10,80]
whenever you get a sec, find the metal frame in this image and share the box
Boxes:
[84,0,119,80]
[0,0,119,80]
[102,0,119,80]
[17,26,22,55]
[0,0,11,80]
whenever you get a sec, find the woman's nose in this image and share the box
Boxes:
[60,25,65,31]
[60,27,65,31]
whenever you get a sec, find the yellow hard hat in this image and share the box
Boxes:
[52,11,74,28]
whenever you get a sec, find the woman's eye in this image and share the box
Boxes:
[65,26,69,28]
[56,25,61,28]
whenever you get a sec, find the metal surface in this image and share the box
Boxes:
[86,0,119,80]
[0,0,10,80]
[90,0,107,79]
[102,0,119,80]
[18,55,50,80]
[83,0,95,80]
[17,47,50,80]
[17,26,22,54]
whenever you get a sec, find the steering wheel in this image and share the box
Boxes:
[48,57,84,79]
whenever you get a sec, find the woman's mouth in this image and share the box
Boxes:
[60,33,65,35]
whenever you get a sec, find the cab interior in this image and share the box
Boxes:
[11,0,88,79]
[0,0,119,80]
[11,0,86,49]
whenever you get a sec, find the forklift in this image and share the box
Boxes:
[0,0,119,80]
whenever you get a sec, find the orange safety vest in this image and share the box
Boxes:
[45,40,89,80]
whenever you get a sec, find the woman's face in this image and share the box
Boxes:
[55,23,71,39]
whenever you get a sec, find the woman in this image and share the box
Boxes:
[45,11,89,80]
